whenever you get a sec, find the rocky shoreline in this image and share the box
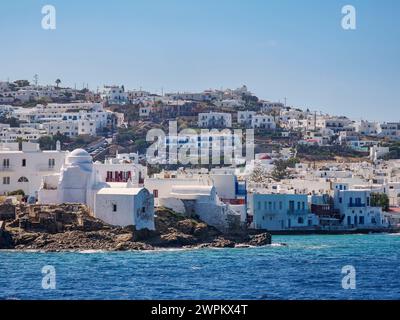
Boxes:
[0,205,271,252]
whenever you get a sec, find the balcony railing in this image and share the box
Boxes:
[347,203,366,207]
[287,209,310,215]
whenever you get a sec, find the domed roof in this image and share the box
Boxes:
[69,148,90,157]
[66,148,92,165]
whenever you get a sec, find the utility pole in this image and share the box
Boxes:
[33,74,39,87]
[314,111,317,131]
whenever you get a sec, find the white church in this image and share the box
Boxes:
[38,148,155,230]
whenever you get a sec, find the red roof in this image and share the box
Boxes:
[389,207,400,214]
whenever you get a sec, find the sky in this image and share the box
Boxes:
[0,0,399,121]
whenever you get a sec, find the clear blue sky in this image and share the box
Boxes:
[0,0,399,121]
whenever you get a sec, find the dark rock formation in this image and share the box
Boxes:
[0,205,272,251]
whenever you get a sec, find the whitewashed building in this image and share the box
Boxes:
[251,114,276,130]
[101,85,128,105]
[237,111,255,126]
[198,112,232,128]
[0,142,67,197]
[333,188,389,228]
[250,193,319,230]
[38,149,154,229]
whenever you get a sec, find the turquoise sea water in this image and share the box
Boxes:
[0,234,399,300]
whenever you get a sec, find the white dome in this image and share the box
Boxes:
[70,148,90,157]
[67,148,92,165]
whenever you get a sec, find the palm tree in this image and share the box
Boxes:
[55,79,61,88]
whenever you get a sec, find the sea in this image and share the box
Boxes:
[0,234,399,300]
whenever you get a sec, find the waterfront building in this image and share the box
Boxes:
[250,193,319,230]
[144,171,242,231]
[0,142,67,197]
[38,149,154,229]
[333,188,389,228]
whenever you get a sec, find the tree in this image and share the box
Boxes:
[271,158,299,181]
[370,193,389,211]
[38,133,70,150]
[8,189,25,196]
[55,79,61,88]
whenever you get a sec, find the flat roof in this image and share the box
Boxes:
[96,187,144,196]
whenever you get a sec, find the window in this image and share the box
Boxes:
[289,201,295,212]
[298,217,304,224]
[18,176,28,182]
[22,159,26,167]
[112,204,117,212]
[3,158,9,168]
[48,158,55,168]
[3,177,10,185]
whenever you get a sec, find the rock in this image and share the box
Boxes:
[14,232,39,245]
[132,228,158,241]
[0,229,13,249]
[176,220,196,234]
[115,241,154,251]
[247,233,272,246]
[115,233,133,243]
[210,237,235,248]
[0,205,272,252]
[193,222,221,240]
[160,232,197,247]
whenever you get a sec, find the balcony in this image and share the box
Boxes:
[287,209,309,215]
[347,203,366,207]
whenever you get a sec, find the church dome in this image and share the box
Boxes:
[70,148,90,157]
[66,148,92,165]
